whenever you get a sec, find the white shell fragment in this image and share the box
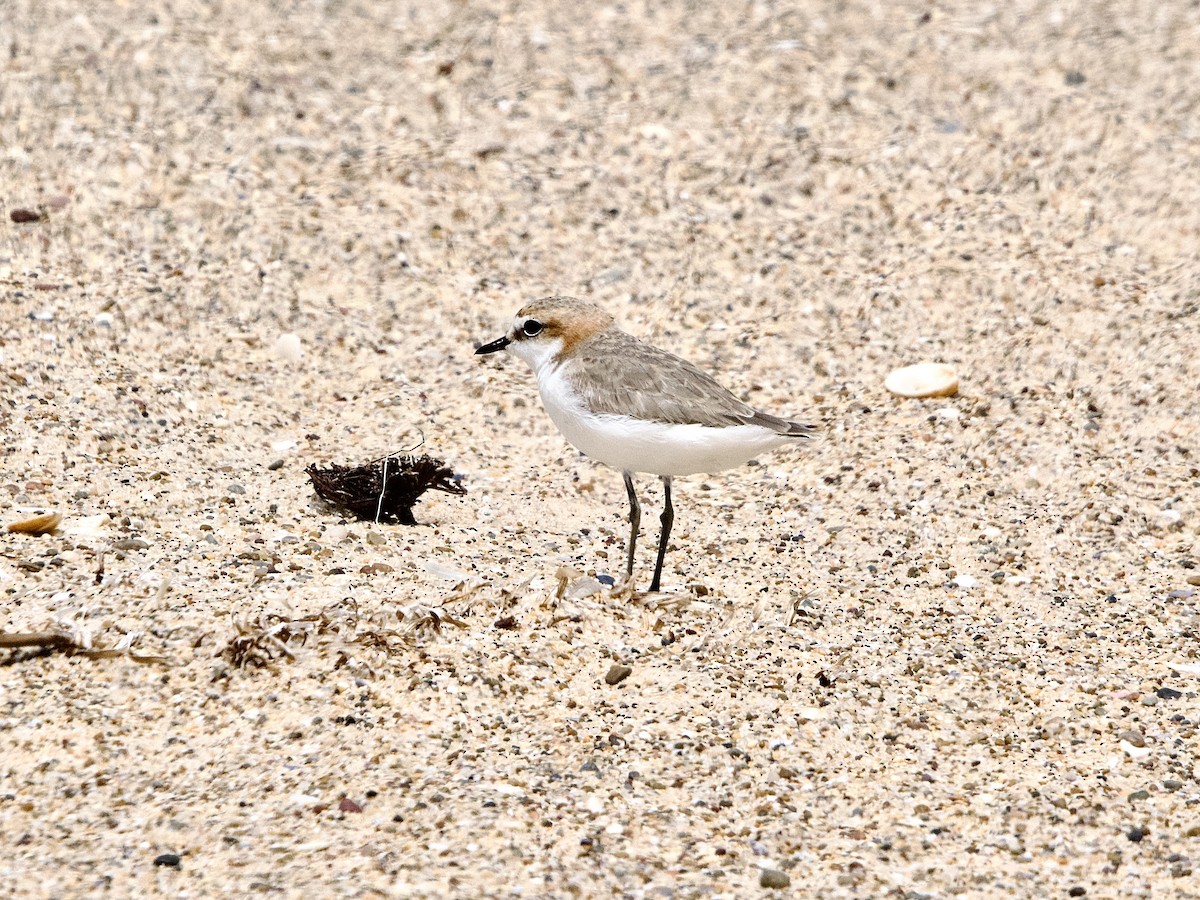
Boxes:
[61,514,110,538]
[884,363,959,398]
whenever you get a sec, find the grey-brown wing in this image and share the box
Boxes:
[568,331,815,435]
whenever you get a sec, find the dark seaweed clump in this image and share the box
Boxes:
[306,454,466,525]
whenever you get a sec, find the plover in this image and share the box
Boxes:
[476,297,816,592]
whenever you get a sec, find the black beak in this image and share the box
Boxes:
[475,335,511,355]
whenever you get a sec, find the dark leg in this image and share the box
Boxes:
[649,476,673,592]
[623,471,640,582]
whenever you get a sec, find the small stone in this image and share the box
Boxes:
[359,563,393,575]
[1127,826,1147,842]
[596,574,615,586]
[759,868,790,889]
[605,663,632,685]
[275,332,303,363]
[1164,780,1183,792]
[153,853,181,868]
[10,208,42,223]
[951,574,979,590]
[1064,70,1087,85]
[1188,574,1200,586]
[6,512,62,535]
[113,537,150,551]
[990,571,1006,583]
[338,797,363,813]
[268,458,285,471]
[884,363,959,398]
[1119,729,1146,747]
[1068,887,1086,897]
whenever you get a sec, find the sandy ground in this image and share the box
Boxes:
[2,0,1200,896]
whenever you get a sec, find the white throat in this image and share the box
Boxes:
[509,335,564,377]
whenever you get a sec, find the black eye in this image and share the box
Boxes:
[522,319,544,337]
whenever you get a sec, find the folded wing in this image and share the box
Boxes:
[567,331,817,436]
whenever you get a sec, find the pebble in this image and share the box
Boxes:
[605,663,632,685]
[1188,574,1200,586]
[6,512,62,535]
[1126,826,1147,842]
[360,563,394,575]
[951,574,979,590]
[275,333,303,362]
[639,123,673,142]
[1156,687,1182,700]
[153,852,181,868]
[1118,729,1146,748]
[759,868,790,889]
[884,363,959,398]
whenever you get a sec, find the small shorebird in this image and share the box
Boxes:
[476,297,816,592]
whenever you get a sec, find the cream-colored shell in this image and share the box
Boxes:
[884,363,959,398]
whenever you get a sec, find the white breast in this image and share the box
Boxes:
[535,362,790,476]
